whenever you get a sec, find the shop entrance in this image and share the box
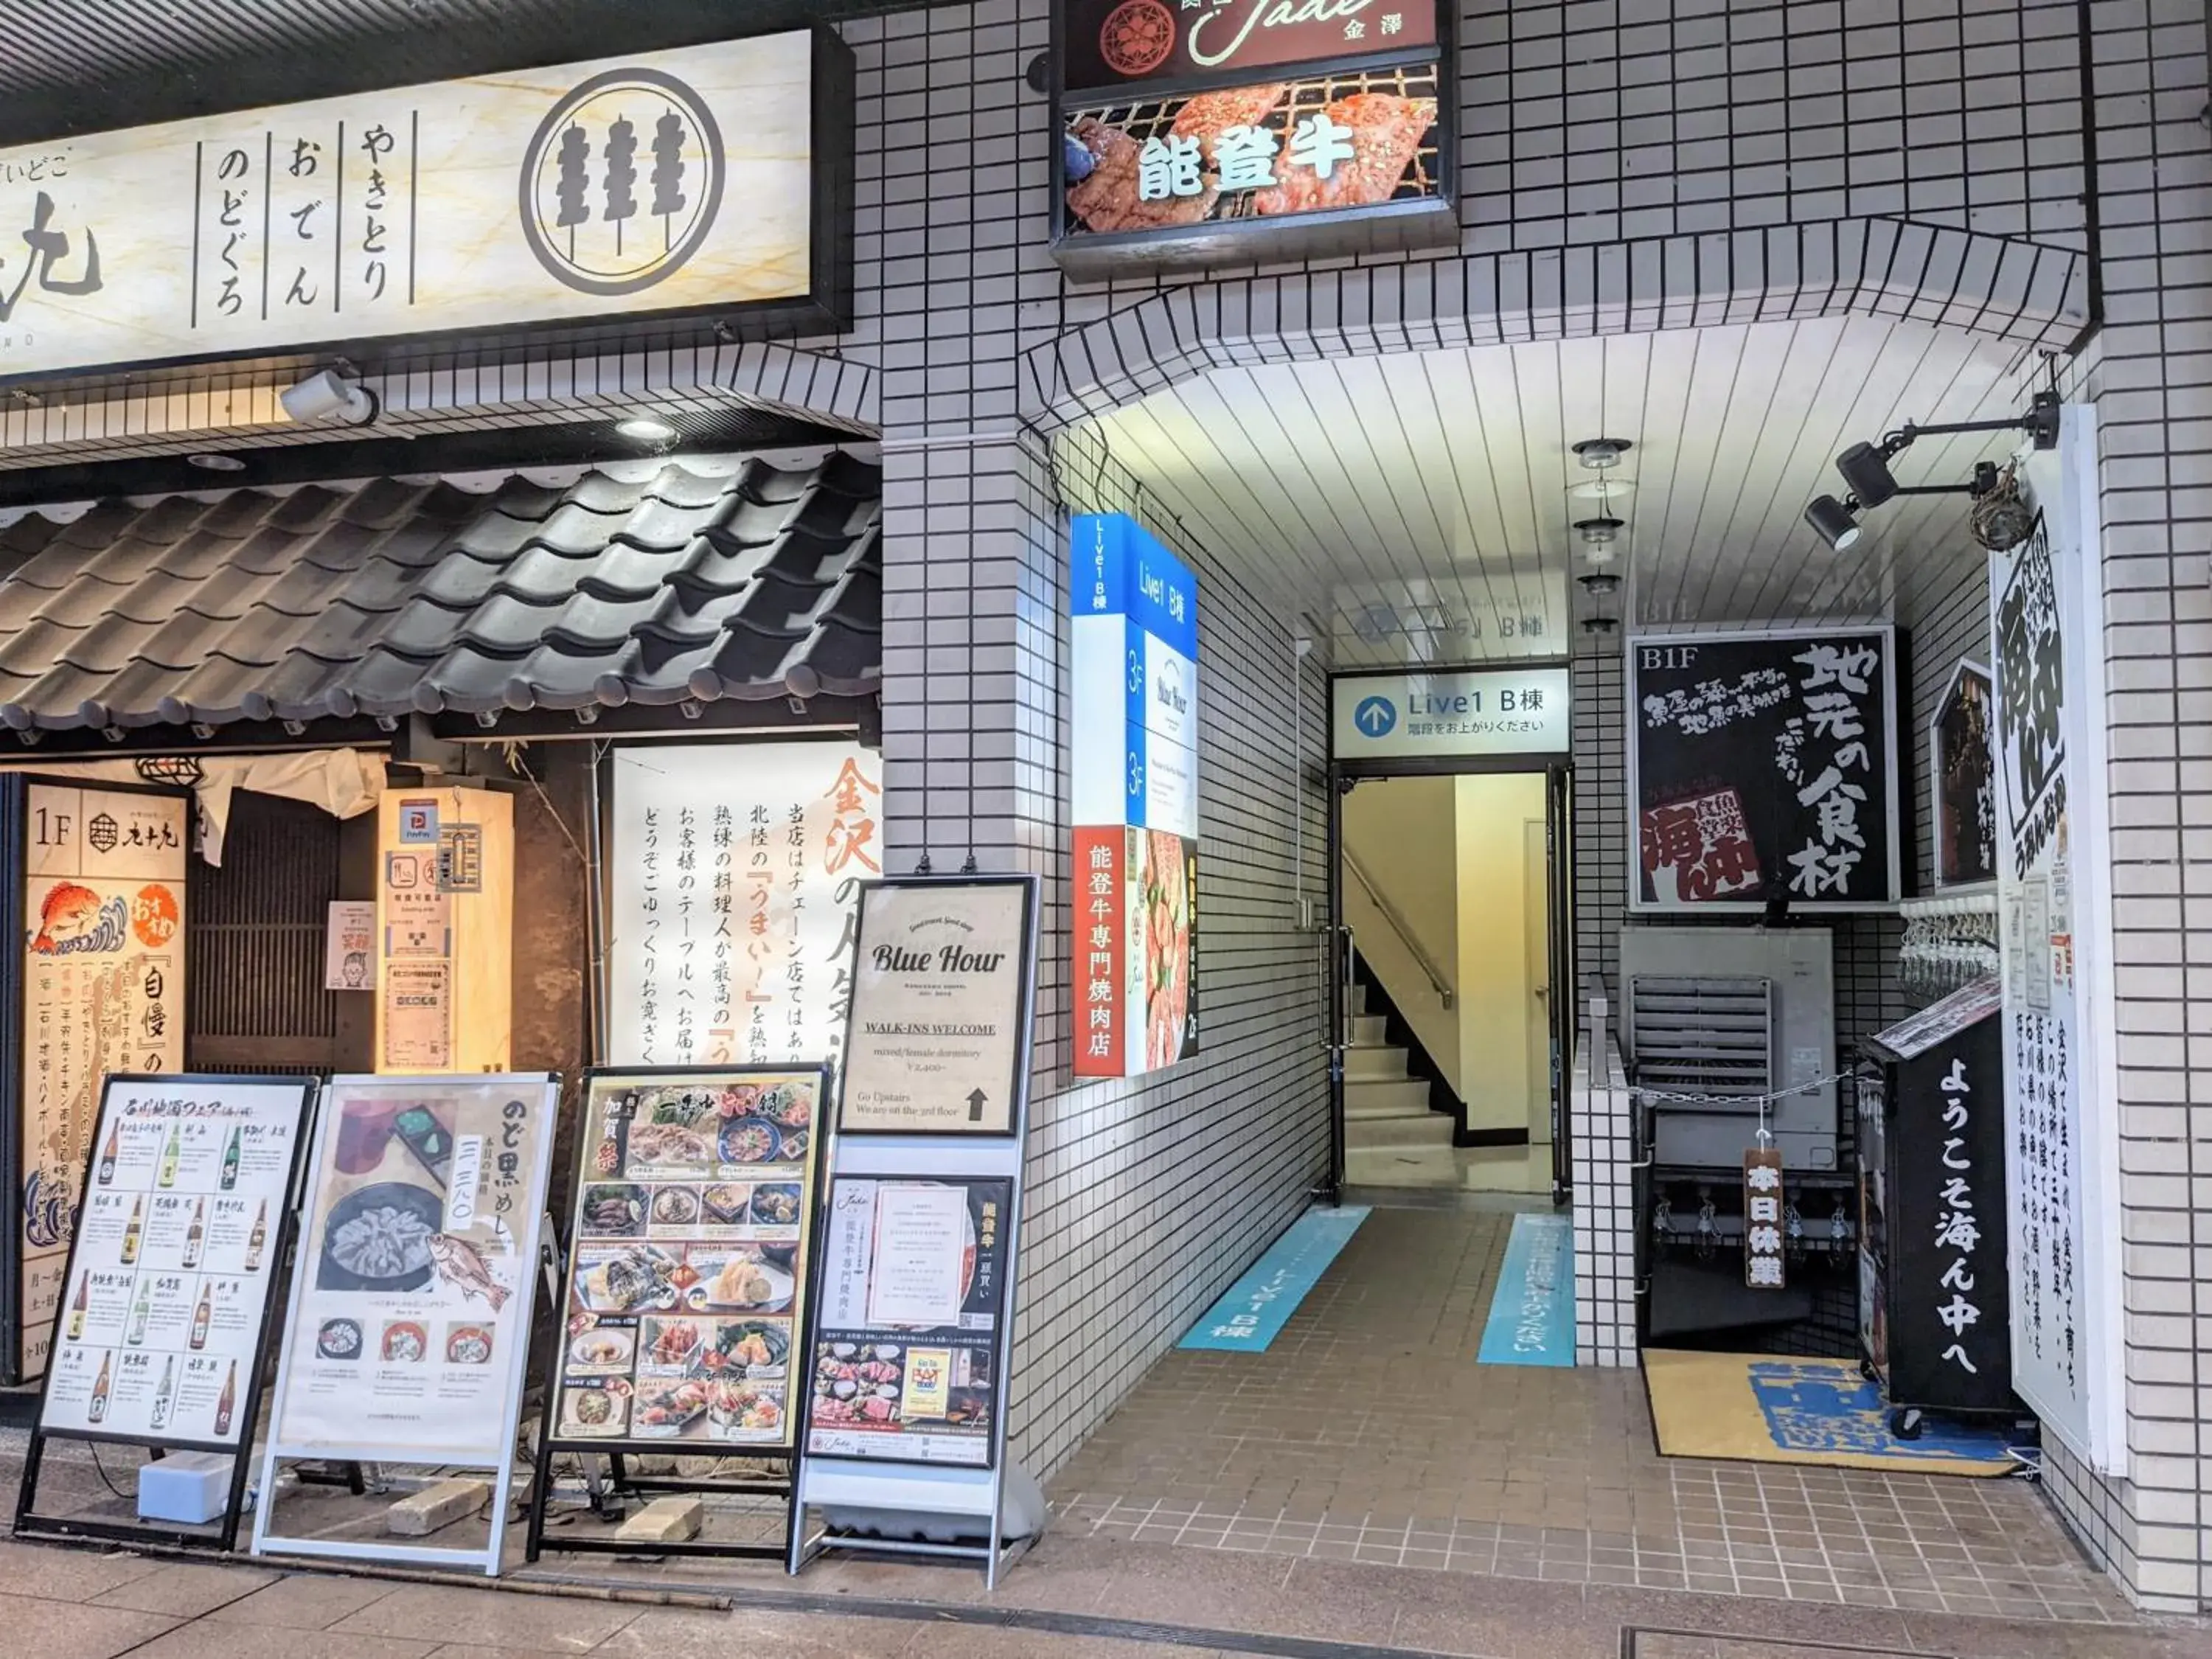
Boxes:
[1329,759,1573,1202]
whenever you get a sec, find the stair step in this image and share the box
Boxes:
[1343,1078,1438,1121]
[1350,1014,1388,1045]
[1343,1045,1409,1082]
[1345,1109,1456,1150]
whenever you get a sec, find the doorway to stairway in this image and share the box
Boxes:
[1332,764,1573,1202]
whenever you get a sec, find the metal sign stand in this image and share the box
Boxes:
[13,1074,319,1554]
[522,1064,834,1565]
[789,872,1040,1588]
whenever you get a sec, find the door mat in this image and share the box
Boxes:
[1643,1349,2021,1476]
[1178,1205,1368,1352]
[1476,1211,1575,1366]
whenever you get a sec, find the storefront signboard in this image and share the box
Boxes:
[15,1074,316,1550]
[1070,513,1199,1079]
[1990,407,2124,1475]
[805,1175,1013,1467]
[1,779,189,1384]
[836,879,1034,1135]
[1331,666,1571,765]
[545,1066,827,1453]
[0,31,852,384]
[608,742,881,1074]
[254,1073,558,1573]
[1060,0,1440,93]
[1624,627,1902,912]
[1931,660,1997,888]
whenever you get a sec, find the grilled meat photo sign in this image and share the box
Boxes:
[1051,0,1453,274]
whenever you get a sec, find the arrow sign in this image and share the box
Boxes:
[967,1088,988,1122]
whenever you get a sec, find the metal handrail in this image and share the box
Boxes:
[1342,848,1455,1009]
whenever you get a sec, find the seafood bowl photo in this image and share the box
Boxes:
[560,1382,631,1436]
[716,1118,779,1164]
[380,1320,429,1363]
[446,1324,494,1365]
[578,1183,647,1237]
[700,1183,751,1225]
[566,1326,636,1371]
[318,1181,445,1293]
[748,1183,802,1226]
[576,1242,684,1313]
[316,1318,364,1360]
[649,1186,700,1227]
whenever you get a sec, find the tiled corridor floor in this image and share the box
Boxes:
[1048,1203,2124,1624]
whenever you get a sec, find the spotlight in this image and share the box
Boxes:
[1573,438,1632,470]
[280,368,378,426]
[617,417,679,443]
[1579,571,1621,597]
[1805,495,1862,552]
[1575,515,1624,546]
[187,453,247,473]
[1835,441,1898,509]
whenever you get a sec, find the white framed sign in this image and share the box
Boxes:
[0,30,847,383]
[1331,666,1572,764]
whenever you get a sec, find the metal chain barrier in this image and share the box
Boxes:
[1627,1068,1862,1109]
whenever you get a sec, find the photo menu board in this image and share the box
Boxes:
[267,1075,556,1463]
[805,1176,1012,1468]
[38,1077,311,1447]
[550,1067,827,1450]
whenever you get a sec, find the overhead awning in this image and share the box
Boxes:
[0,451,882,739]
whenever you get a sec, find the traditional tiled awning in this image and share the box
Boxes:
[0,451,881,736]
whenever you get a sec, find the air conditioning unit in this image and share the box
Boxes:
[1619,925,1837,1170]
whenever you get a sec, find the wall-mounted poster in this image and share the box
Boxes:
[264,1074,557,1463]
[1625,627,1902,911]
[1932,660,1997,888]
[835,878,1034,1135]
[608,742,883,1074]
[4,779,189,1382]
[546,1067,827,1451]
[804,1175,1012,1467]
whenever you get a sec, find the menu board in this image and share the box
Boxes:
[550,1068,826,1451]
[805,1176,1012,1467]
[836,880,1032,1136]
[38,1077,310,1446]
[268,1075,555,1462]
[14,782,189,1380]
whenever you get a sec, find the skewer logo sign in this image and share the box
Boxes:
[520,67,726,296]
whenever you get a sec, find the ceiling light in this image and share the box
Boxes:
[1573,438,1633,470]
[1574,515,1624,546]
[1578,572,1621,597]
[186,453,247,473]
[1834,441,1899,509]
[1581,616,1618,634]
[617,417,680,443]
[1805,495,1862,552]
[279,367,378,426]
[1569,479,1632,501]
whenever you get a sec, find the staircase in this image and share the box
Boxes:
[1343,983,1454,1183]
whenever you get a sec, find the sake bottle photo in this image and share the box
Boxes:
[220,1126,240,1192]
[212,1360,237,1438]
[119,1197,144,1265]
[181,1198,205,1269]
[96,1122,119,1186]
[149,1357,175,1432]
[88,1351,112,1424]
[157,1123,181,1189]
[189,1282,212,1351]
[64,1273,87,1341]
[243,1200,268,1272]
[125,1277,151,1346]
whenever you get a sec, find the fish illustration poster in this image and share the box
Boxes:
[268,1074,557,1463]
[12,782,190,1382]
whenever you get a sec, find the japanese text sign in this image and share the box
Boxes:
[1060,0,1440,94]
[1332,667,1571,763]
[1742,1147,1786,1290]
[1627,627,1901,911]
[1070,515,1198,1079]
[0,32,842,382]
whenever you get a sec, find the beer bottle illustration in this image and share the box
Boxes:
[64,1273,88,1341]
[181,1198,205,1269]
[125,1277,152,1346]
[157,1123,181,1189]
[220,1127,241,1192]
[119,1197,144,1265]
[212,1360,237,1438]
[87,1352,112,1424]
[243,1200,268,1272]
[97,1122,119,1186]
[189,1282,212,1351]
[149,1357,175,1432]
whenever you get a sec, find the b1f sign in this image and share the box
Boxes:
[1332,667,1572,762]
[1070,514,1199,1079]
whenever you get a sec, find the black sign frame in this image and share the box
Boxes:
[11,1073,316,1554]
[1624,625,1905,913]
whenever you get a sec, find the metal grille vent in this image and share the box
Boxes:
[1629,975,1773,1105]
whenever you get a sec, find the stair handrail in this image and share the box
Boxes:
[1342,848,1455,1010]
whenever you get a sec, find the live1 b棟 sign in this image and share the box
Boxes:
[1330,667,1571,765]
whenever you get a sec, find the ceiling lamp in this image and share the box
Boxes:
[187,453,247,473]
[1578,571,1621,597]
[1575,515,1623,546]
[1573,437,1632,470]
[1804,495,1863,552]
[617,417,680,443]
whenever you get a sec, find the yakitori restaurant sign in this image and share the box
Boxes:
[0,29,851,380]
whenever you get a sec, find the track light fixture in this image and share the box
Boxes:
[1805,391,2058,552]
[1575,515,1624,546]
[1578,571,1621,597]
[1573,438,1632,470]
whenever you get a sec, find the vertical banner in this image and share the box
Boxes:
[10,782,189,1382]
[608,742,881,1071]
[1991,408,2124,1472]
[1930,661,1997,888]
[1069,513,1200,1078]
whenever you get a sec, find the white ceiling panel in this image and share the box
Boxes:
[1068,315,2040,668]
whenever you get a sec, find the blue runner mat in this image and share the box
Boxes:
[1478,1211,1576,1366]
[1179,1204,1369,1352]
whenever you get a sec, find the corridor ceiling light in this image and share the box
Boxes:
[1581,615,1618,634]
[279,367,378,426]
[1569,479,1632,501]
[617,416,680,443]
[1805,494,1863,552]
[186,453,247,473]
[1572,438,1632,470]
[1578,571,1621,597]
[1574,515,1624,546]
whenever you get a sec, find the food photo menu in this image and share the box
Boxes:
[552,1068,826,1450]
[39,1078,309,1447]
